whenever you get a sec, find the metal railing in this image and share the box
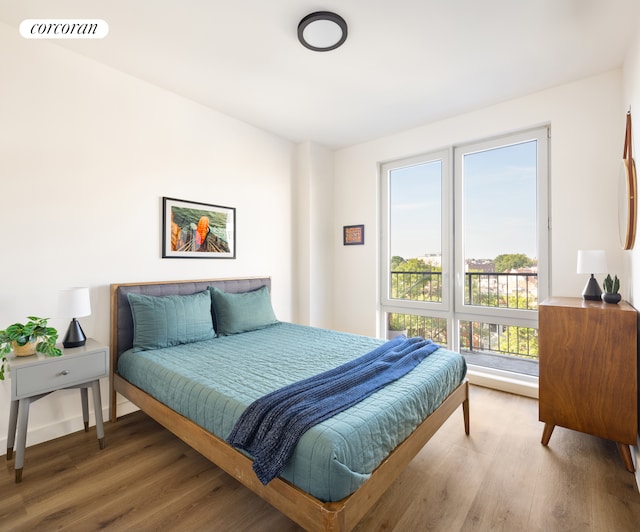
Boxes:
[465,272,538,310]
[387,313,448,345]
[390,271,538,309]
[389,270,539,359]
[459,320,538,359]
[390,270,443,302]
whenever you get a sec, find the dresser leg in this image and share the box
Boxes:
[541,423,555,445]
[617,443,635,473]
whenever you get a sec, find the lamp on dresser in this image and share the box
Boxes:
[576,249,608,300]
[59,287,91,348]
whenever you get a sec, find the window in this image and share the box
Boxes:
[380,128,549,377]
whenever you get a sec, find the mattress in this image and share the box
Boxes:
[117,322,467,501]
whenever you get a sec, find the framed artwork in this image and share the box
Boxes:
[162,196,235,258]
[343,224,365,246]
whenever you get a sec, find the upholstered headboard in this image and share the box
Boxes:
[110,277,271,359]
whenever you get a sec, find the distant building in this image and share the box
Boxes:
[466,259,495,272]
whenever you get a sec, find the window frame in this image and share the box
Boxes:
[453,127,549,332]
[380,148,452,315]
[379,126,550,355]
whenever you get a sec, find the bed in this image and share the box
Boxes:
[109,277,469,531]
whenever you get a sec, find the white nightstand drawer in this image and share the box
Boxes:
[14,351,107,398]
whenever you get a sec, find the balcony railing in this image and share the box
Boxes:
[465,271,538,310]
[390,270,443,302]
[390,270,538,309]
[460,320,538,360]
[389,270,539,360]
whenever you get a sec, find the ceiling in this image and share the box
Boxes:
[1,0,639,149]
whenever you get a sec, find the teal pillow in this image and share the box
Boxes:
[127,290,214,351]
[209,285,277,335]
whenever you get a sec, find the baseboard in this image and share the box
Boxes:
[466,365,539,399]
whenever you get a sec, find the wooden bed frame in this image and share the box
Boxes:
[109,278,470,532]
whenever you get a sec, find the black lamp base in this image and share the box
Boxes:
[582,274,603,301]
[63,318,86,348]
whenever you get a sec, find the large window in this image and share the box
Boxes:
[381,128,549,376]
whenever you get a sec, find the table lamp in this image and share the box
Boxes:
[576,250,608,301]
[59,287,91,348]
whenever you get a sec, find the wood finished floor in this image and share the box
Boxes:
[2,385,639,531]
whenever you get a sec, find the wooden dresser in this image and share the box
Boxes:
[539,297,638,472]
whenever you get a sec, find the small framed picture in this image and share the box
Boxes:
[162,196,235,258]
[343,224,365,246]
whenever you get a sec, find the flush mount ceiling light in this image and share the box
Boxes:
[298,11,347,52]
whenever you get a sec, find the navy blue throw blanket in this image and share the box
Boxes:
[226,335,440,484]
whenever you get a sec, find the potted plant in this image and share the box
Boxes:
[601,274,622,304]
[0,316,62,380]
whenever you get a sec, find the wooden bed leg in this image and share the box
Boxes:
[462,390,470,435]
[541,423,554,445]
[617,443,636,473]
[109,371,118,423]
[109,392,117,423]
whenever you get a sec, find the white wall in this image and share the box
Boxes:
[623,21,640,308]
[0,22,294,448]
[622,14,640,483]
[293,142,334,328]
[331,70,625,337]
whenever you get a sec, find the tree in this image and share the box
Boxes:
[393,257,430,272]
[390,257,441,302]
[494,253,534,273]
[390,256,405,270]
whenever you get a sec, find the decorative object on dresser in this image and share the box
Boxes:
[539,297,637,473]
[5,338,108,483]
[601,274,621,304]
[576,249,608,300]
[59,287,91,348]
[0,316,61,380]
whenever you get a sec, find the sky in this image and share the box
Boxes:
[390,140,537,261]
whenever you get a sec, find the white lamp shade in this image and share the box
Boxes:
[576,250,608,274]
[58,287,91,318]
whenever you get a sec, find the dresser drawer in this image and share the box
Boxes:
[14,351,107,398]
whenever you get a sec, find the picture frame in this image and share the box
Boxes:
[343,224,365,246]
[162,196,235,259]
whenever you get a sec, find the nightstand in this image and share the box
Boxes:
[5,338,108,483]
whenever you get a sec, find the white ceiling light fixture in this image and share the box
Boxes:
[298,11,347,52]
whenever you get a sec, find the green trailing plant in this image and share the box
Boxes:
[0,316,62,380]
[602,274,620,294]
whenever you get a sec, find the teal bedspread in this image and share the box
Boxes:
[117,322,467,502]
